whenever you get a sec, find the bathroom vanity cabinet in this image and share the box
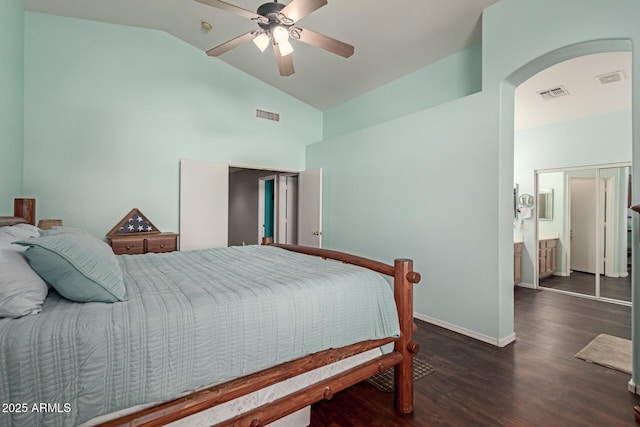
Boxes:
[514,242,522,284]
[538,238,558,279]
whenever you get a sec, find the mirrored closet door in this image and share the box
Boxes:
[537,165,631,304]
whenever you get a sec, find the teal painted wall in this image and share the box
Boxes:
[307,92,502,341]
[0,0,24,215]
[308,0,640,352]
[322,44,482,139]
[264,179,274,238]
[23,12,322,237]
[514,109,632,285]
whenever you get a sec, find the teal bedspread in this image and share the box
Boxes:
[0,245,399,426]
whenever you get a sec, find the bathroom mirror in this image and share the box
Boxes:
[538,188,553,220]
[518,193,534,207]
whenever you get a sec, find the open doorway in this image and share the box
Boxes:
[513,50,632,306]
[227,166,321,247]
[180,160,322,251]
[257,173,299,245]
[229,167,298,246]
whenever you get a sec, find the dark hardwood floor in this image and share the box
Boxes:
[541,271,632,302]
[310,288,639,426]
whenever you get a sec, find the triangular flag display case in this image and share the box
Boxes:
[106,208,161,238]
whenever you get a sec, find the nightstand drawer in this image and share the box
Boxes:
[146,235,177,253]
[111,238,145,255]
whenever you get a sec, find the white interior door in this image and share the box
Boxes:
[298,168,322,247]
[276,175,298,245]
[180,159,229,250]
[570,177,596,273]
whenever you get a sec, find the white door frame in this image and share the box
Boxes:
[258,174,278,244]
[600,175,616,278]
[277,174,299,245]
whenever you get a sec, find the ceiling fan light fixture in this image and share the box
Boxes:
[253,33,270,52]
[279,40,294,56]
[198,0,355,77]
[272,25,289,44]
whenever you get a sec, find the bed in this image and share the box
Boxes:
[0,216,420,426]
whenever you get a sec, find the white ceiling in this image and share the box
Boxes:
[22,0,498,110]
[515,51,632,130]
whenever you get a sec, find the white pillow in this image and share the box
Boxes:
[0,241,49,318]
[0,223,40,245]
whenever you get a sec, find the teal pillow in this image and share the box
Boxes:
[15,233,126,303]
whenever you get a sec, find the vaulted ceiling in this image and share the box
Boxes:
[22,0,631,126]
[22,0,498,110]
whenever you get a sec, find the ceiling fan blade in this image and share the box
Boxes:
[273,44,295,77]
[294,27,354,58]
[206,31,256,56]
[281,0,327,22]
[196,0,263,21]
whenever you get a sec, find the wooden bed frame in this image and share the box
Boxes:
[2,211,421,426]
[97,239,421,427]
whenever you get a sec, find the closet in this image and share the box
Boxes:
[536,165,631,303]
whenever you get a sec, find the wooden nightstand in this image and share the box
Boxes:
[108,233,179,255]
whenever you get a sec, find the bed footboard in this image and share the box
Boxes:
[267,241,421,414]
[97,242,421,426]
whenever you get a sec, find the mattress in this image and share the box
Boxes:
[0,245,399,426]
[81,348,383,427]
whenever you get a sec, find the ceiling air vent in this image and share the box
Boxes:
[596,70,624,85]
[256,109,280,122]
[538,86,569,100]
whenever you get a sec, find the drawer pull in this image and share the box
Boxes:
[126,245,131,250]
[160,244,165,248]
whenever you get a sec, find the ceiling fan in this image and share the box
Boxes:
[196,0,354,77]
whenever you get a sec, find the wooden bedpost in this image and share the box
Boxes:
[261,237,273,245]
[393,258,421,414]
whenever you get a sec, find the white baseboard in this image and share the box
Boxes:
[516,282,536,289]
[609,272,629,278]
[414,313,516,347]
[629,379,638,395]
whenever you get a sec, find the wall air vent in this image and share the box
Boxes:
[256,109,280,122]
[538,86,569,100]
[596,70,624,85]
